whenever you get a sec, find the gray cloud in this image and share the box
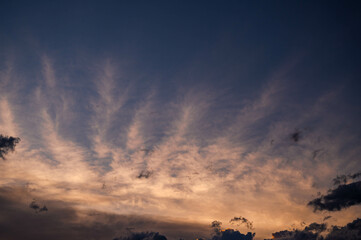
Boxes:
[0,134,20,160]
[0,187,211,240]
[333,172,361,186]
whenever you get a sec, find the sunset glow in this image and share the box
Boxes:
[0,1,360,240]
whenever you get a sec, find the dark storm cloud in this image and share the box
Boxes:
[113,232,167,240]
[307,181,361,211]
[229,216,254,230]
[0,187,210,240]
[0,134,20,160]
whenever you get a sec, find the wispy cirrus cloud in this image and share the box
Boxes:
[0,54,360,239]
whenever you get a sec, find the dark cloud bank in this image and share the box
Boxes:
[0,187,211,240]
[1,181,360,240]
[0,187,256,240]
[0,133,360,240]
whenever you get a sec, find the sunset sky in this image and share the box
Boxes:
[0,1,361,240]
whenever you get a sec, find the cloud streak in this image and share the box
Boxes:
[0,54,360,239]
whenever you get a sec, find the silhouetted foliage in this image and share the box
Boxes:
[29,200,48,213]
[269,219,361,240]
[290,129,301,143]
[137,170,153,179]
[0,134,20,160]
[325,218,361,240]
[229,216,254,230]
[269,222,325,240]
[211,221,222,235]
[113,232,167,240]
[212,229,255,240]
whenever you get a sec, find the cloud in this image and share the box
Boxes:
[307,181,361,211]
[333,172,361,186]
[1,54,361,239]
[0,134,20,160]
[0,187,211,240]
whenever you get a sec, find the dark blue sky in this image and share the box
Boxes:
[1,1,361,97]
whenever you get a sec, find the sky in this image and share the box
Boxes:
[0,1,361,240]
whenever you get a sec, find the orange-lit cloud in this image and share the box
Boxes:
[0,55,360,239]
